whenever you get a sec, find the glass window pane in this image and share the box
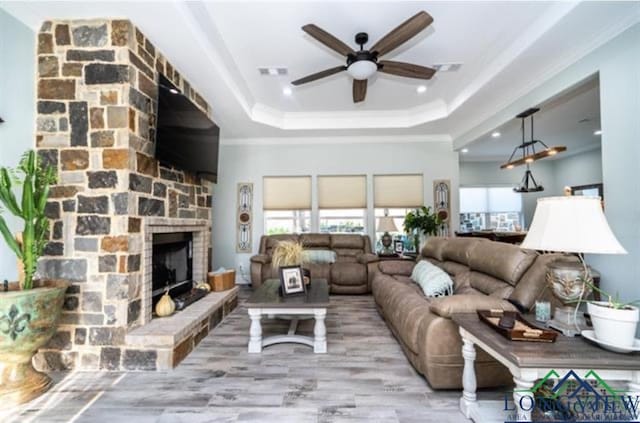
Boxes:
[488,187,522,212]
[319,209,366,234]
[265,210,311,235]
[460,188,488,213]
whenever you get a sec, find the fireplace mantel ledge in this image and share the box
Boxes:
[145,217,210,228]
[126,287,238,348]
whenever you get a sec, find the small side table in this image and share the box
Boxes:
[452,313,640,422]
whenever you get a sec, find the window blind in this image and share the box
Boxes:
[263,176,311,210]
[318,175,366,209]
[373,174,424,208]
[460,187,522,213]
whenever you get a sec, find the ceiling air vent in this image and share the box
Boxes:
[433,63,462,72]
[258,67,288,76]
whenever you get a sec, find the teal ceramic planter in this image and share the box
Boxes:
[0,279,68,407]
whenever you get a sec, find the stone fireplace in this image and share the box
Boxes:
[33,19,237,371]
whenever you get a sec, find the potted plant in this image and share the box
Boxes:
[0,150,68,406]
[585,282,639,349]
[271,240,310,285]
[403,206,441,252]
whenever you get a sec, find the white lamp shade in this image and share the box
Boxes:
[377,216,398,233]
[521,196,627,254]
[347,60,377,80]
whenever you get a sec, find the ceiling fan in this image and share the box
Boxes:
[291,11,436,103]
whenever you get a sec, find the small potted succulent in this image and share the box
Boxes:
[0,150,68,406]
[403,206,441,252]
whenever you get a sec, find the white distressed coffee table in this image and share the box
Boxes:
[246,278,329,354]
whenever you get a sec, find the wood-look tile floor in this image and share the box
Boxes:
[3,288,494,422]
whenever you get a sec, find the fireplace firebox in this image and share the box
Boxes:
[152,232,194,310]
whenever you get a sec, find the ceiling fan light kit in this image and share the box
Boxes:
[292,11,437,103]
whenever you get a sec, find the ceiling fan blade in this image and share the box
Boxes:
[371,11,433,57]
[353,79,367,103]
[291,66,346,86]
[378,60,436,80]
[302,24,355,56]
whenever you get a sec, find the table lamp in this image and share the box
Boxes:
[377,216,398,255]
[520,196,626,336]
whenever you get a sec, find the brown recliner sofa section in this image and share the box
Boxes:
[372,236,567,390]
[250,234,378,294]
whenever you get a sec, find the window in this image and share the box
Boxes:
[373,175,424,250]
[318,175,367,234]
[319,209,366,234]
[263,176,311,235]
[459,187,523,232]
[264,210,311,235]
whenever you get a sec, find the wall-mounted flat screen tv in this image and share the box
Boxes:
[155,74,219,182]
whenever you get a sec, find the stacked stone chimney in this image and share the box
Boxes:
[34,19,213,370]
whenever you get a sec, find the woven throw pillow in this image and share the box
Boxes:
[410,260,454,297]
[304,250,337,264]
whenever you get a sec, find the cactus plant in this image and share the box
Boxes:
[0,150,56,290]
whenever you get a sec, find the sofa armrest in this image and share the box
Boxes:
[429,294,517,318]
[357,253,379,265]
[250,254,271,265]
[378,260,415,277]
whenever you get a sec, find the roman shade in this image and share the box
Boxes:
[374,174,424,208]
[263,176,311,210]
[318,175,366,209]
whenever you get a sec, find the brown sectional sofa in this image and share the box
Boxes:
[250,233,378,294]
[372,236,567,390]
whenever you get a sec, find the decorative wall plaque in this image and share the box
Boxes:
[236,183,253,253]
[433,180,451,237]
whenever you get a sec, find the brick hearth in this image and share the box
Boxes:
[33,19,232,371]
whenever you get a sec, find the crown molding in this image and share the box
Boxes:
[220,134,452,146]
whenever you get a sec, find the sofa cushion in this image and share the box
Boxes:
[411,261,453,297]
[421,237,448,261]
[331,262,366,286]
[467,241,536,286]
[441,238,485,265]
[306,262,331,284]
[439,261,469,277]
[467,271,514,298]
[509,253,573,310]
[300,233,331,248]
[331,234,364,250]
[334,249,362,262]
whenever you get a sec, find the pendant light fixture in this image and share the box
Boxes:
[501,108,567,193]
[500,108,566,170]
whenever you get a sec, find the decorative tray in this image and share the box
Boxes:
[477,310,558,343]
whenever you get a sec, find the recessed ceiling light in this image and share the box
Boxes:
[594,130,602,136]
[169,88,179,95]
[461,148,469,154]
[491,131,501,138]
[283,86,292,96]
[416,85,427,94]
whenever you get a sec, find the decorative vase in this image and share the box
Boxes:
[587,301,639,348]
[0,279,68,407]
[155,292,176,317]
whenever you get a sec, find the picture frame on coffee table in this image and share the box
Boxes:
[279,265,306,296]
